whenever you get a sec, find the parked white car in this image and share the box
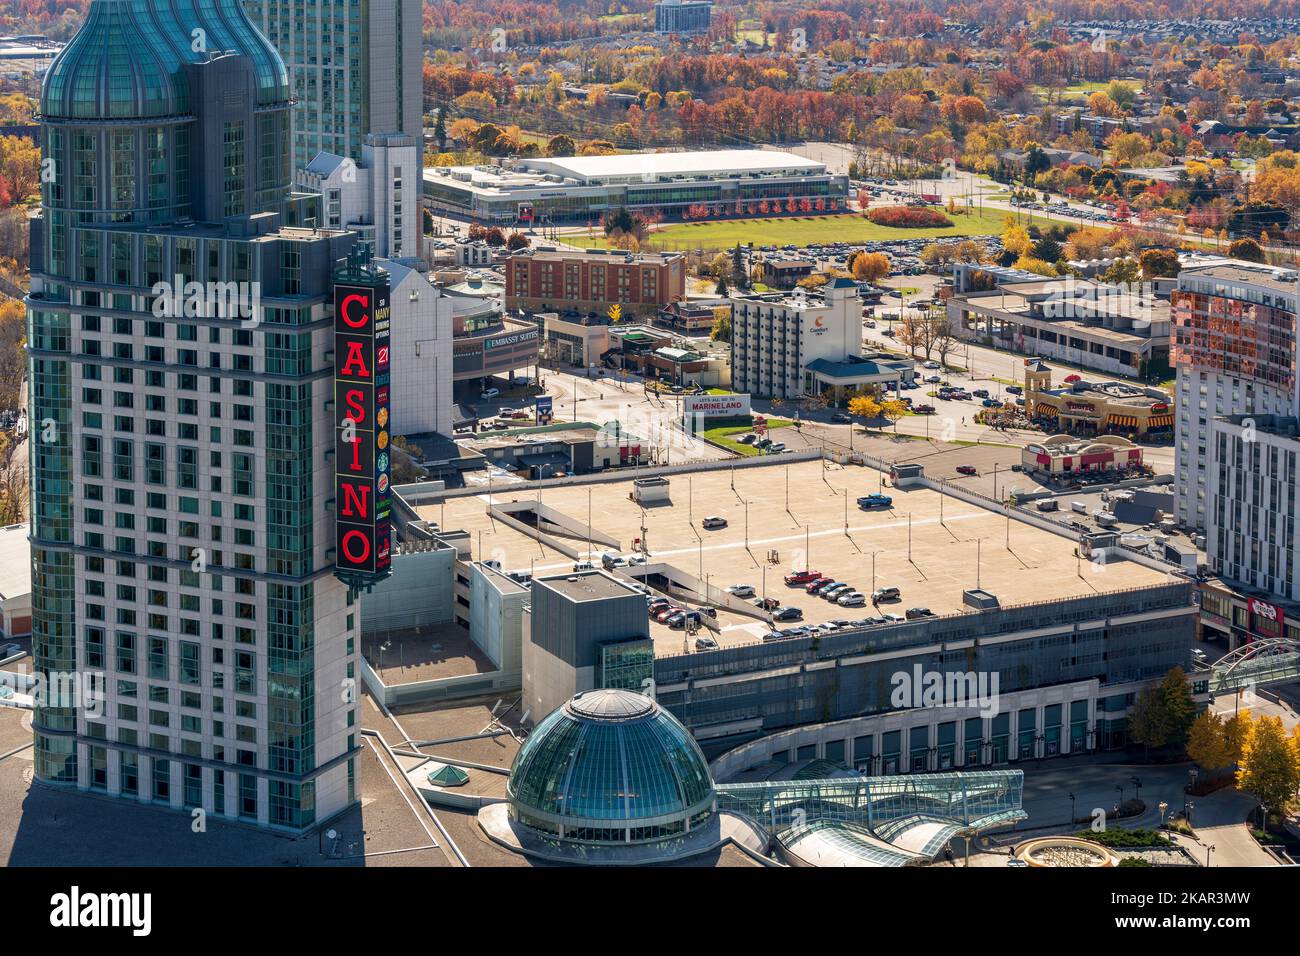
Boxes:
[837,591,867,607]
[726,584,756,598]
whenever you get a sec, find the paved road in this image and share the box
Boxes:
[1169,789,1277,867]
[1011,756,1278,866]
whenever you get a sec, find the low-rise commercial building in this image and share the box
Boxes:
[1021,434,1145,478]
[442,285,540,389]
[505,248,686,317]
[947,264,1170,378]
[657,300,728,335]
[423,149,848,225]
[460,422,644,479]
[1197,578,1300,652]
[1023,360,1174,437]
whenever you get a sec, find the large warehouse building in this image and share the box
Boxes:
[423,149,850,225]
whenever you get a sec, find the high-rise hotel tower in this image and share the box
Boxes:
[27,0,367,830]
[243,0,424,172]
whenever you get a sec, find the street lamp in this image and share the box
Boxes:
[1158,801,1169,826]
[1068,791,1076,825]
[1206,843,1215,867]
[1131,776,1142,802]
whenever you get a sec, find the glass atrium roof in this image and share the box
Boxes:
[507,689,715,831]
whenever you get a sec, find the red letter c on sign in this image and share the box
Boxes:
[340,293,370,329]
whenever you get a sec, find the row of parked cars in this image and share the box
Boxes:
[646,595,711,631]
[737,434,787,454]
[764,606,938,642]
[1011,196,1123,224]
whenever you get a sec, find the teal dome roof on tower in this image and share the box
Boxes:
[41,0,290,120]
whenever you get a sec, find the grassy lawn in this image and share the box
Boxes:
[566,208,1043,253]
[703,418,795,456]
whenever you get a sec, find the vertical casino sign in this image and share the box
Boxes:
[333,274,393,582]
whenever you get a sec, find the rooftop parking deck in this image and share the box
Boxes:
[417,458,1175,655]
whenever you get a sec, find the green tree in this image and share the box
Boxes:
[1032,235,1063,263]
[731,243,749,291]
[710,310,731,343]
[1158,666,1197,749]
[1128,687,1172,757]
[433,107,448,152]
[1128,667,1194,757]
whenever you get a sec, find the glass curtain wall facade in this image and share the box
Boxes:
[244,0,424,171]
[28,0,360,832]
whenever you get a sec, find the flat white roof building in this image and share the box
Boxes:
[519,150,825,184]
[423,149,849,224]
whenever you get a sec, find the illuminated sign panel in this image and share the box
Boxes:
[334,280,392,581]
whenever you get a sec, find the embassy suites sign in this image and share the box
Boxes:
[333,275,393,583]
